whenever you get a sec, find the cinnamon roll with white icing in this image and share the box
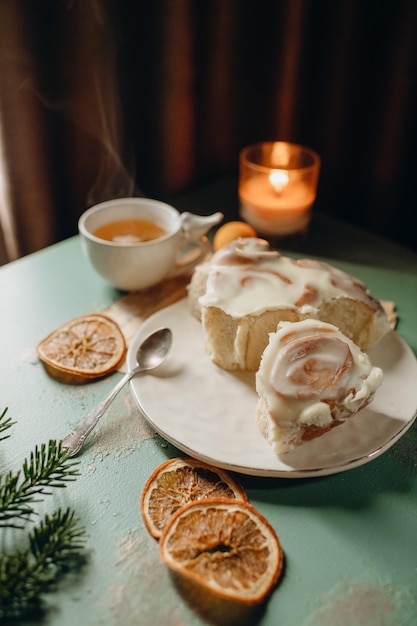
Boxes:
[255,319,383,453]
[187,238,390,371]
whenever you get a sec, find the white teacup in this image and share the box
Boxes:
[79,197,223,291]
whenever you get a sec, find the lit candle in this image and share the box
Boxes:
[238,142,320,239]
[240,172,316,235]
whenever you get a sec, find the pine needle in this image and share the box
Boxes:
[0,407,15,441]
[0,440,80,528]
[0,408,88,619]
[0,509,86,619]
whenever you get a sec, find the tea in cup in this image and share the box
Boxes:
[79,197,223,291]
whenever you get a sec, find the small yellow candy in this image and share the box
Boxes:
[213,221,257,251]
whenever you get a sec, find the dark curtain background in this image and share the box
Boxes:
[0,0,416,263]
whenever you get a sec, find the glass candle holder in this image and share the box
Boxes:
[239,142,321,247]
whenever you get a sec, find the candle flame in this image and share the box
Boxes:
[269,169,289,193]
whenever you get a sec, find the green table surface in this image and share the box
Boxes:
[1,183,417,625]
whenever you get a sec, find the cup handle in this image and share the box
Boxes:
[170,211,224,277]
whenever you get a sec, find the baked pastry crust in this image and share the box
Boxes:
[188,238,391,371]
[255,319,384,453]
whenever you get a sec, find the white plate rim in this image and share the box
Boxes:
[127,299,417,478]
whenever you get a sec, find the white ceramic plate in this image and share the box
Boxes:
[127,299,417,477]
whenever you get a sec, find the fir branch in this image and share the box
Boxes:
[22,440,80,490]
[0,508,86,620]
[0,440,80,528]
[0,411,87,619]
[0,406,15,441]
[30,508,86,568]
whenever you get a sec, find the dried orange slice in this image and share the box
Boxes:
[213,221,257,251]
[140,458,247,539]
[159,497,284,605]
[37,313,126,384]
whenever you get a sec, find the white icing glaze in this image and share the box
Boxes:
[199,238,382,317]
[256,319,383,452]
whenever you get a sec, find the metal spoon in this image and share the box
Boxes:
[61,327,172,457]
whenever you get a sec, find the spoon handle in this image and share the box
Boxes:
[61,366,141,457]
